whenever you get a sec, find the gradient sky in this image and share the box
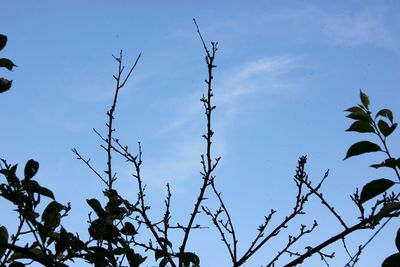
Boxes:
[1,1,400,266]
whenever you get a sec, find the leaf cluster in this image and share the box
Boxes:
[1,30,399,267]
[344,90,400,266]
[0,34,16,93]
[0,159,84,267]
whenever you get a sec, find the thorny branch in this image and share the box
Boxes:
[67,22,399,267]
[107,51,141,191]
[266,221,318,267]
[236,156,316,266]
[302,170,348,229]
[178,19,221,264]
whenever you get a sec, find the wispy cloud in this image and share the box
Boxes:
[131,55,299,191]
[319,7,400,54]
[215,56,298,110]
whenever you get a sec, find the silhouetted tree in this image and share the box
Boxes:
[0,21,399,267]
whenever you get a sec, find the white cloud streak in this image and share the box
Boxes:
[215,56,298,110]
[321,8,400,54]
[135,55,299,191]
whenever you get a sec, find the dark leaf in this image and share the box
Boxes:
[159,258,169,267]
[85,246,110,265]
[390,123,398,135]
[370,158,397,169]
[382,253,400,267]
[24,159,39,180]
[121,222,137,236]
[374,202,400,225]
[126,248,146,267]
[10,247,42,260]
[10,164,18,174]
[1,167,20,188]
[155,249,166,261]
[396,228,400,252]
[88,219,119,241]
[0,34,7,51]
[360,179,395,204]
[378,120,395,137]
[177,252,200,266]
[86,198,106,218]
[360,90,370,109]
[19,208,40,223]
[68,234,85,252]
[0,58,16,71]
[345,106,365,113]
[113,247,125,255]
[346,111,370,121]
[104,189,120,201]
[22,180,55,199]
[42,201,64,228]
[376,108,394,123]
[346,120,375,133]
[158,237,173,248]
[0,226,9,258]
[344,141,381,160]
[37,223,50,243]
[0,78,12,93]
[55,227,69,255]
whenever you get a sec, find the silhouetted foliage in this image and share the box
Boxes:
[0,33,15,93]
[0,22,399,267]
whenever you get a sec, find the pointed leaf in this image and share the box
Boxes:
[345,106,365,113]
[346,111,370,121]
[0,58,16,71]
[42,201,64,228]
[24,159,39,180]
[22,180,55,199]
[360,179,395,204]
[376,108,394,123]
[390,123,398,135]
[0,78,12,93]
[378,120,395,137]
[86,198,106,218]
[382,253,400,267]
[370,158,397,169]
[360,90,370,109]
[344,141,381,160]
[121,222,137,236]
[374,202,400,225]
[0,34,7,51]
[346,120,375,133]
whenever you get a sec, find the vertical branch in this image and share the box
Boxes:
[179,19,221,260]
[107,51,141,190]
[163,184,172,249]
[128,142,177,267]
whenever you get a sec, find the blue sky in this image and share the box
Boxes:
[1,1,399,266]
